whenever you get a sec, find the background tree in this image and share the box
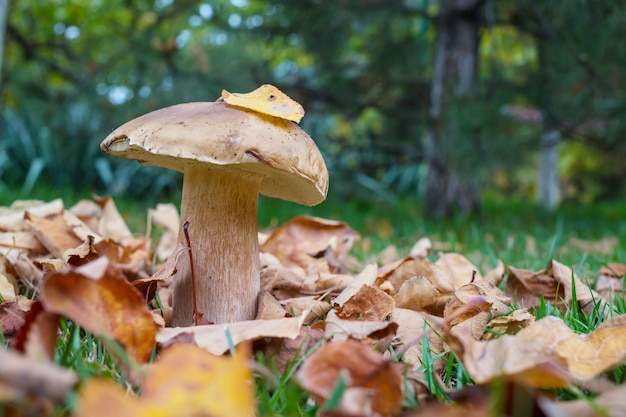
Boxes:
[1,0,625,211]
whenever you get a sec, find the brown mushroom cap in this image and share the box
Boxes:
[101,100,328,206]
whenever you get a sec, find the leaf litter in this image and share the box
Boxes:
[0,197,625,416]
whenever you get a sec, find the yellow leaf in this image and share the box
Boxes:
[75,344,255,417]
[221,84,305,123]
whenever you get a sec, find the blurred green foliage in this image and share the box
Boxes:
[1,0,625,204]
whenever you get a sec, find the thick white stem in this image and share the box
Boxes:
[172,166,261,326]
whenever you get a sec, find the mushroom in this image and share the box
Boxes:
[100,89,328,326]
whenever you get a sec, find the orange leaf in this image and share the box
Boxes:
[40,257,157,364]
[221,84,305,123]
[261,216,359,274]
[298,339,403,416]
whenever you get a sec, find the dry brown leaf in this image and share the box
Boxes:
[157,313,308,355]
[260,252,310,299]
[0,199,64,231]
[333,264,378,307]
[1,296,34,346]
[324,309,398,343]
[435,252,483,288]
[0,345,77,405]
[13,301,60,363]
[264,326,325,374]
[392,308,445,372]
[377,256,455,295]
[550,260,605,314]
[0,231,45,253]
[335,284,394,321]
[507,260,604,313]
[25,212,84,258]
[409,237,432,258]
[75,343,255,417]
[281,295,331,324]
[596,263,626,298]
[96,196,132,242]
[485,308,535,338]
[553,314,626,381]
[297,339,403,416]
[447,323,571,388]
[256,290,287,320]
[0,272,16,301]
[40,257,158,365]
[261,216,359,274]
[394,275,452,315]
[148,203,180,262]
[539,382,626,417]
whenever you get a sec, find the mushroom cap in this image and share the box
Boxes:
[101,101,328,206]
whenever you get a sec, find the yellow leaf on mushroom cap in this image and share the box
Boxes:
[221,84,305,123]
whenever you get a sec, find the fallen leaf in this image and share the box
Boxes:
[391,308,445,372]
[261,216,359,275]
[148,203,180,262]
[324,309,398,343]
[596,263,626,298]
[553,313,626,381]
[40,257,158,365]
[0,345,77,404]
[222,84,305,123]
[335,284,394,321]
[14,301,60,363]
[0,199,64,232]
[96,196,133,242]
[435,252,483,288]
[297,339,403,416]
[157,313,308,355]
[447,322,571,388]
[24,212,84,258]
[539,382,626,417]
[75,343,255,417]
[377,256,455,295]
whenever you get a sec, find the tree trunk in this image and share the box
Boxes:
[537,123,560,209]
[424,0,484,218]
[0,0,8,89]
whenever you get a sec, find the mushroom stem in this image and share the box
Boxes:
[172,166,262,326]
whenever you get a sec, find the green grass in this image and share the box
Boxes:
[1,184,625,415]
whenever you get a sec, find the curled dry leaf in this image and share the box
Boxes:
[539,382,626,417]
[157,313,308,356]
[392,308,445,372]
[447,323,571,388]
[376,256,454,296]
[0,198,64,232]
[484,308,535,338]
[24,212,84,258]
[13,301,60,363]
[449,313,626,387]
[95,196,132,243]
[221,84,305,123]
[297,339,403,417]
[75,343,255,417]
[256,290,287,320]
[335,284,395,322]
[147,203,180,262]
[596,263,626,298]
[261,216,359,274]
[324,309,398,344]
[40,257,158,365]
[0,345,78,405]
[435,252,483,288]
[507,260,604,314]
[552,313,626,381]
